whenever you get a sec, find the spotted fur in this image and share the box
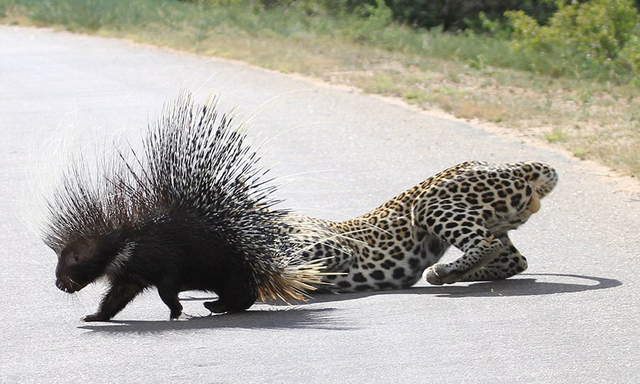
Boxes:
[287,161,558,292]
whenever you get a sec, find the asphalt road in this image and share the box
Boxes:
[1,26,639,384]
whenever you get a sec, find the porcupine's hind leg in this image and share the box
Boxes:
[203,265,257,314]
[203,291,256,314]
[459,233,528,281]
[203,300,228,314]
[157,278,184,320]
[203,293,255,314]
[416,200,504,285]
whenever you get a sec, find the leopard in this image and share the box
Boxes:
[286,161,558,292]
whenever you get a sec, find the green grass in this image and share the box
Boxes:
[2,0,640,179]
[544,128,568,143]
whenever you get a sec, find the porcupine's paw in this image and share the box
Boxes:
[204,300,229,314]
[169,309,183,321]
[82,313,111,322]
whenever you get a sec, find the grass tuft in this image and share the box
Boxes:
[544,128,568,143]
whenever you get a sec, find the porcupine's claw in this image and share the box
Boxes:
[203,300,229,314]
[204,300,229,313]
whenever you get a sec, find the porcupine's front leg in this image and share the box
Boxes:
[83,282,144,322]
[157,279,183,320]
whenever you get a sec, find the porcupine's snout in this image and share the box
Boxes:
[55,275,86,293]
[53,238,97,294]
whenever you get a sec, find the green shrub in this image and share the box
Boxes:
[507,0,640,82]
[620,23,640,75]
[243,0,562,32]
[387,0,559,31]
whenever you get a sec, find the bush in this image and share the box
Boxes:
[507,0,640,81]
[620,24,640,74]
[386,0,559,31]
[248,0,561,31]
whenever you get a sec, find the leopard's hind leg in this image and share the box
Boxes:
[295,232,354,273]
[285,215,354,273]
[415,199,505,285]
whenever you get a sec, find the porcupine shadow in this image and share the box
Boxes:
[79,307,354,334]
[307,273,622,302]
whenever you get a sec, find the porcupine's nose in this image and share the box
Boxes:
[56,277,74,293]
[56,279,67,292]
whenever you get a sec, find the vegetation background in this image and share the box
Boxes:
[2,0,639,181]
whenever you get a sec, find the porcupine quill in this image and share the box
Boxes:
[40,91,326,321]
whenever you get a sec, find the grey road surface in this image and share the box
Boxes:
[1,26,639,384]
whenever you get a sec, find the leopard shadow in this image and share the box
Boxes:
[308,273,622,302]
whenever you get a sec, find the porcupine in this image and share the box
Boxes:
[40,92,326,322]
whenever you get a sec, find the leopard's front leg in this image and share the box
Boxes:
[458,233,528,282]
[425,237,504,285]
[415,198,505,285]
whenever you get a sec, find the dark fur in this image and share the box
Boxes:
[56,214,259,321]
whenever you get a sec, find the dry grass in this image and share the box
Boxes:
[316,55,640,179]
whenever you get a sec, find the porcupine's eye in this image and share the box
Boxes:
[61,250,80,265]
[60,237,94,265]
